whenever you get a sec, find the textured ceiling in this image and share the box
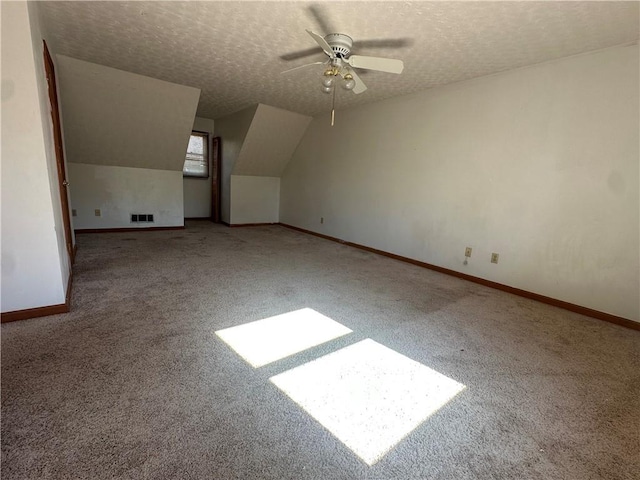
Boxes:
[38,1,639,120]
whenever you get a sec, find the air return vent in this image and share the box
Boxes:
[131,214,154,223]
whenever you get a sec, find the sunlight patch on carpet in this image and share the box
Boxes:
[270,339,466,465]
[215,308,352,367]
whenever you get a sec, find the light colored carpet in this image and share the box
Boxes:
[2,221,639,479]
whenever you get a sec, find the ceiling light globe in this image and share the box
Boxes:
[321,86,332,94]
[343,78,356,90]
[322,76,335,88]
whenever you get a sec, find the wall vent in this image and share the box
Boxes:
[131,214,154,223]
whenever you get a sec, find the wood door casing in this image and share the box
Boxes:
[211,136,221,223]
[43,40,74,264]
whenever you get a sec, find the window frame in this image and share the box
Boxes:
[183,130,210,179]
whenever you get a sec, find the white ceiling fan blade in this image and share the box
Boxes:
[347,55,404,74]
[281,61,325,74]
[306,29,335,58]
[348,68,367,94]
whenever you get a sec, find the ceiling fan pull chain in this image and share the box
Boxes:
[331,82,336,127]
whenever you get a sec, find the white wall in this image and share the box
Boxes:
[230,176,280,224]
[56,56,200,230]
[26,1,72,287]
[68,164,183,229]
[281,44,640,322]
[215,104,311,224]
[1,1,67,311]
[184,116,215,218]
[214,106,258,223]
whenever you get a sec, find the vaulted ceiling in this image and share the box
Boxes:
[39,1,639,120]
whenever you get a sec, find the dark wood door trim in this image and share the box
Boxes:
[43,40,74,264]
[211,136,222,223]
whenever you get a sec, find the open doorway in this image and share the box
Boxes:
[211,136,221,223]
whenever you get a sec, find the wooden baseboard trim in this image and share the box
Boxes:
[1,270,73,323]
[1,304,67,323]
[75,226,185,234]
[279,223,639,331]
[65,269,73,310]
[229,222,278,228]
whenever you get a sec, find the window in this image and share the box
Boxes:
[183,131,209,178]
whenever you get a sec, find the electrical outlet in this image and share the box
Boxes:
[94,209,101,217]
[72,209,77,217]
[465,247,472,257]
[491,253,499,264]
[320,217,324,224]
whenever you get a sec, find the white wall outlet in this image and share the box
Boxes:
[72,209,77,217]
[491,253,499,264]
[465,247,472,257]
[320,217,324,224]
[94,209,101,217]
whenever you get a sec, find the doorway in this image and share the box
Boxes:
[211,136,222,223]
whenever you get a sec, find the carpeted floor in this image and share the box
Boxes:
[2,221,639,479]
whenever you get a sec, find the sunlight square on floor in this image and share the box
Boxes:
[215,308,352,367]
[270,339,466,465]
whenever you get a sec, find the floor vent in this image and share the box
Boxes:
[131,214,154,223]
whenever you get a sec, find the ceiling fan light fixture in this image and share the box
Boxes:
[322,76,335,88]
[285,23,406,126]
[342,74,355,91]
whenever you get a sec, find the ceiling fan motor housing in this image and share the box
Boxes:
[325,33,353,58]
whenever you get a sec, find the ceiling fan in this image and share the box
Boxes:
[282,30,406,125]
[283,30,405,96]
[280,6,409,125]
[282,30,404,97]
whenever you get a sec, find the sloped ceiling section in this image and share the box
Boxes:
[56,55,200,171]
[232,104,312,177]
